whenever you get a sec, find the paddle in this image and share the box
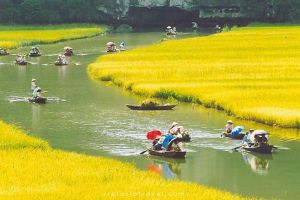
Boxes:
[140,149,149,155]
[232,145,243,151]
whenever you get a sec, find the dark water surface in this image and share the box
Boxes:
[0,32,299,200]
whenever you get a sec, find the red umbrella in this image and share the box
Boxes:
[146,130,162,140]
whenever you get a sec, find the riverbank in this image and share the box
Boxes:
[0,120,254,199]
[0,24,106,49]
[88,25,300,129]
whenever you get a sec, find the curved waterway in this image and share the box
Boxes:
[0,32,299,200]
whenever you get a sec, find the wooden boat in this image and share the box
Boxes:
[242,145,274,154]
[0,52,9,56]
[29,53,41,57]
[28,97,47,104]
[148,149,186,159]
[14,61,27,65]
[223,132,245,140]
[55,61,68,66]
[126,104,176,110]
[64,47,73,56]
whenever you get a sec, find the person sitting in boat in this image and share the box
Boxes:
[215,25,222,32]
[152,135,163,150]
[225,120,234,133]
[243,129,254,145]
[15,55,26,64]
[64,47,73,56]
[56,54,68,65]
[248,130,269,147]
[231,126,244,136]
[119,42,125,50]
[162,128,183,151]
[32,86,42,98]
[0,48,8,55]
[31,78,38,93]
[30,47,40,55]
[106,42,117,52]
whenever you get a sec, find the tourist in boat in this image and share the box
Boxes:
[119,42,125,50]
[30,47,40,55]
[166,26,172,34]
[242,129,254,145]
[56,54,68,65]
[106,42,116,52]
[225,120,234,133]
[0,48,8,55]
[64,47,73,56]
[15,55,26,64]
[231,126,244,136]
[31,78,38,94]
[215,24,222,32]
[247,130,269,147]
[172,27,177,34]
[152,135,163,150]
[32,86,43,98]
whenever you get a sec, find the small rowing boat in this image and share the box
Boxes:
[242,145,274,154]
[126,104,176,110]
[29,53,41,57]
[28,97,47,104]
[222,133,245,140]
[148,149,186,158]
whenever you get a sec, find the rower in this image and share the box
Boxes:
[31,78,37,93]
[119,42,125,50]
[225,120,234,133]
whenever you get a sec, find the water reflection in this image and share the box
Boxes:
[147,158,185,179]
[31,104,41,128]
[242,152,272,176]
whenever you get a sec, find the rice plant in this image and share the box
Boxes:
[88,25,300,129]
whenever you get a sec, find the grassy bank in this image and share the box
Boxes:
[88,25,300,129]
[0,120,253,199]
[0,24,106,49]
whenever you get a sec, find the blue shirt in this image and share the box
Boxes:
[162,134,175,149]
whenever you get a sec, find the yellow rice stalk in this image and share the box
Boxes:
[0,120,255,199]
[88,25,300,132]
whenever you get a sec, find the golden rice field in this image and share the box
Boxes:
[88,25,300,130]
[0,120,253,199]
[0,24,106,49]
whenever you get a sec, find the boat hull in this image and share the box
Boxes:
[148,149,186,159]
[223,133,245,140]
[55,62,68,66]
[28,97,47,104]
[29,53,41,57]
[126,104,176,110]
[14,61,27,65]
[242,145,273,154]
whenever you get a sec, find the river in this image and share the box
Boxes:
[0,32,299,200]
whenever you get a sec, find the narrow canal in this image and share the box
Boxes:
[0,32,299,200]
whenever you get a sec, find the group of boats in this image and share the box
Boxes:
[1,46,73,66]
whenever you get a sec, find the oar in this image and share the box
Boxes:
[140,149,149,155]
[232,145,243,151]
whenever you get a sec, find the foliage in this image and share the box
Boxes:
[0,24,106,49]
[0,0,299,24]
[88,24,300,129]
[0,120,254,199]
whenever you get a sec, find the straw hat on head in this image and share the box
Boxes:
[227,120,233,124]
[171,122,178,127]
[31,78,36,82]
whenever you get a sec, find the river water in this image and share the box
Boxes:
[0,32,299,200]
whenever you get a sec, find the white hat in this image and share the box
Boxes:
[31,78,36,82]
[227,120,233,124]
[171,122,178,127]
